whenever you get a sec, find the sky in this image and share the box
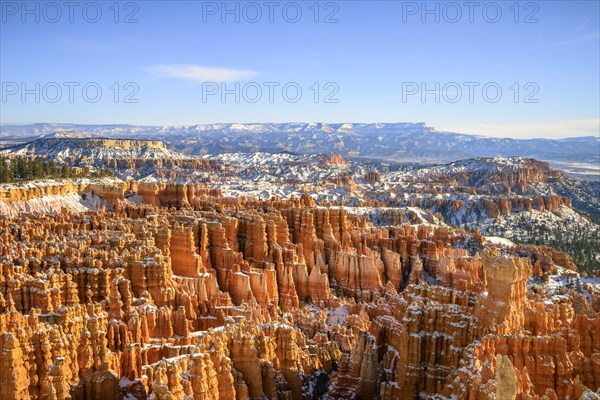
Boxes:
[1,0,599,138]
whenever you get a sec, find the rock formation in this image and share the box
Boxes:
[0,180,598,400]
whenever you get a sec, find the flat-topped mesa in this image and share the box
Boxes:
[5,137,223,180]
[0,180,80,202]
[39,138,167,150]
[475,249,532,333]
[0,179,131,199]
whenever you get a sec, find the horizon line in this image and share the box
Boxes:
[1,121,599,141]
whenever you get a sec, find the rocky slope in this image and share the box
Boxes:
[0,181,599,399]
[201,153,600,274]
[2,138,222,181]
[2,150,598,273]
[1,123,598,179]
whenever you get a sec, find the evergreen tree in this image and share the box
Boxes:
[0,159,9,183]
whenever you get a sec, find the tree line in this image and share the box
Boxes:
[0,157,113,183]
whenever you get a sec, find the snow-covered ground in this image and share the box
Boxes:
[529,265,600,305]
[484,236,515,247]
[0,192,97,217]
[326,305,349,326]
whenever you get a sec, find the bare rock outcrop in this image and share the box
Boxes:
[0,186,597,400]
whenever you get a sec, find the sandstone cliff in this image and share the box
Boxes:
[0,187,598,399]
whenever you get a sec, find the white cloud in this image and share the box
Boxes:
[147,64,259,83]
[439,119,600,139]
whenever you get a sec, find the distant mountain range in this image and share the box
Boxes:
[1,122,598,179]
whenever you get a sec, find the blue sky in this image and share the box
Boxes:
[1,0,599,138]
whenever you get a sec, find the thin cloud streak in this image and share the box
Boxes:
[147,64,259,83]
